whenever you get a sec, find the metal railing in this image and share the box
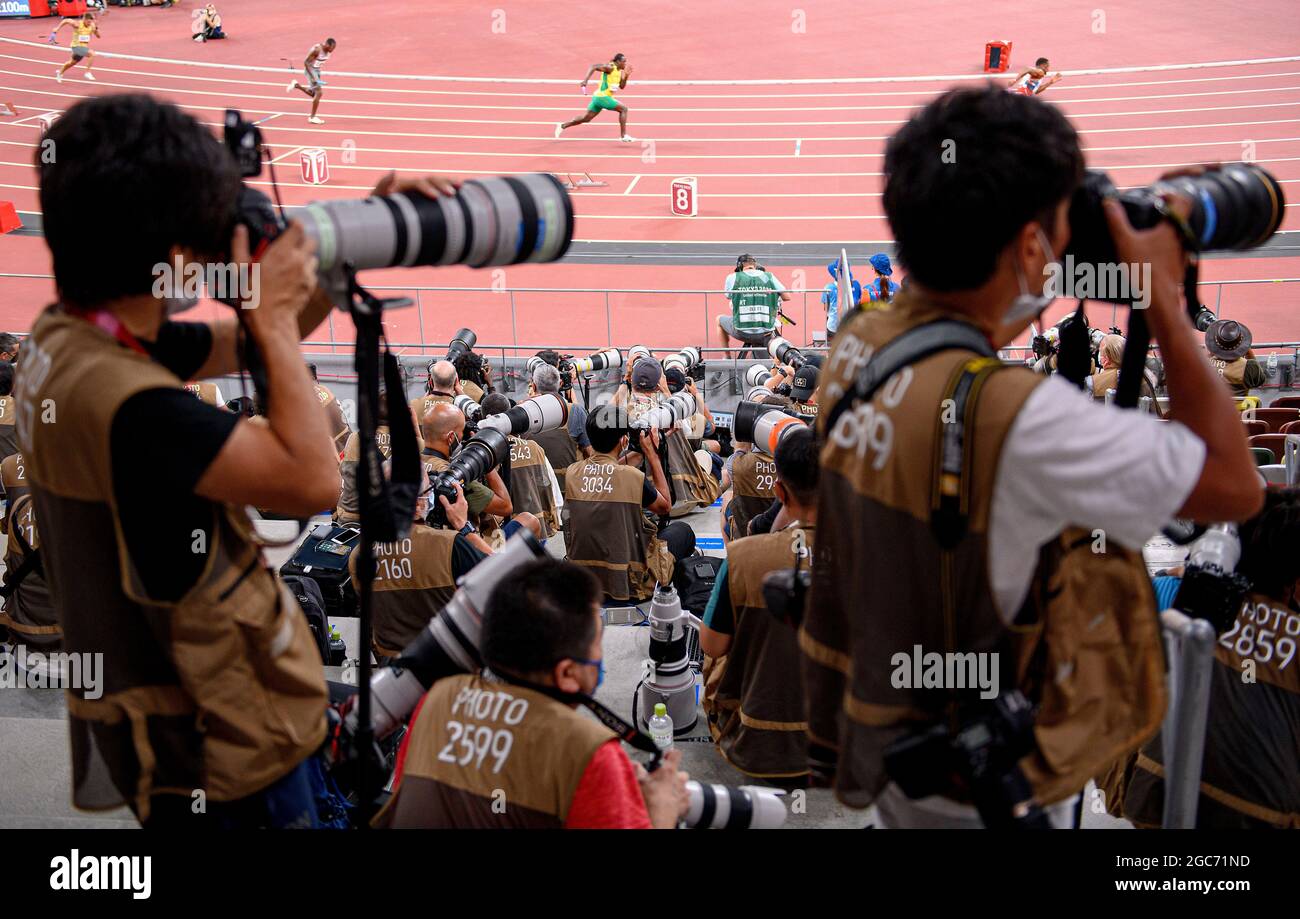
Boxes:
[3,273,1297,355]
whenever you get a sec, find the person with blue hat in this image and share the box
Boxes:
[866,253,900,303]
[821,260,862,336]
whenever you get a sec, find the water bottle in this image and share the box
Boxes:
[649,703,674,750]
[1268,352,1278,377]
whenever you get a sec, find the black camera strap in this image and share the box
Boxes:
[486,669,666,766]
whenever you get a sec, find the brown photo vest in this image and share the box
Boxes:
[0,394,18,464]
[506,435,558,539]
[336,426,391,524]
[410,393,453,426]
[564,453,674,602]
[181,381,222,407]
[801,293,1166,810]
[375,672,614,828]
[532,424,579,493]
[1120,592,1300,828]
[315,382,350,455]
[660,427,720,512]
[712,525,815,780]
[15,308,327,820]
[348,523,458,658]
[1,453,58,650]
[729,450,778,539]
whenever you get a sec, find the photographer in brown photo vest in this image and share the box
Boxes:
[308,362,350,455]
[802,85,1262,829]
[17,93,458,827]
[378,558,690,828]
[701,424,819,787]
[480,393,561,540]
[0,451,58,656]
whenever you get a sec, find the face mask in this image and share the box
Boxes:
[1004,225,1059,326]
[163,296,201,316]
[571,656,604,690]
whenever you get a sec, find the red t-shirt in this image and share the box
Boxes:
[390,699,651,829]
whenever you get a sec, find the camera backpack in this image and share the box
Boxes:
[279,522,361,623]
[673,553,724,617]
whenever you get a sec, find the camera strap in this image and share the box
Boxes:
[486,669,666,765]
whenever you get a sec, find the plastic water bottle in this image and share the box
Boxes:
[1268,352,1278,377]
[649,703,674,750]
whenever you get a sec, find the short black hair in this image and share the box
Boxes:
[482,559,601,677]
[0,333,19,356]
[586,406,628,454]
[1238,488,1300,600]
[480,392,511,416]
[0,362,13,397]
[535,349,561,367]
[453,350,486,387]
[613,53,626,62]
[39,95,240,308]
[1035,57,1050,67]
[775,424,819,504]
[882,85,1083,291]
[326,37,336,45]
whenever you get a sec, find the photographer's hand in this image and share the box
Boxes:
[438,482,470,531]
[636,749,690,829]
[371,171,461,199]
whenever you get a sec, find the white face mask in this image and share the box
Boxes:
[1004,225,1059,326]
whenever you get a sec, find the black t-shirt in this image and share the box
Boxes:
[109,321,241,603]
[450,532,487,580]
[641,479,659,509]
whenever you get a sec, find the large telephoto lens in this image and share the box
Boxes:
[453,393,482,423]
[629,345,654,368]
[570,348,623,375]
[634,392,697,430]
[1067,164,1286,302]
[446,328,477,362]
[767,337,805,370]
[429,428,509,507]
[300,174,574,277]
[733,400,804,454]
[663,346,702,375]
[744,364,774,388]
[477,392,569,437]
[683,782,788,829]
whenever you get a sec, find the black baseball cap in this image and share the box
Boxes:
[790,364,819,402]
[663,366,687,393]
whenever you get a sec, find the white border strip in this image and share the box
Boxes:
[0,37,1295,85]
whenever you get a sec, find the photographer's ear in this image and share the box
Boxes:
[774,479,790,508]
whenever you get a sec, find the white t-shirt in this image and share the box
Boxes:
[988,375,1208,622]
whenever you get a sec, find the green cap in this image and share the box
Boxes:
[654,703,668,717]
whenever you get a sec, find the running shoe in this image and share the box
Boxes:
[620,134,637,143]
[287,80,299,93]
[308,116,324,125]
[554,123,563,138]
[55,69,62,83]
[83,73,95,81]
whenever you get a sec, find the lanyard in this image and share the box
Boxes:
[64,306,150,357]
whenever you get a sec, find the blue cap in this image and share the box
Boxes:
[870,253,892,276]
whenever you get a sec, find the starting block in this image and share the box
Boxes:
[671,176,698,217]
[558,172,607,190]
[36,112,59,132]
[0,101,16,118]
[300,147,329,185]
[984,40,1013,73]
[0,202,20,235]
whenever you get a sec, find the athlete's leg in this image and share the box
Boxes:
[82,50,95,79]
[560,109,599,130]
[309,87,324,122]
[616,102,633,140]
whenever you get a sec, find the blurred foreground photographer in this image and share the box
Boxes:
[805,85,1263,829]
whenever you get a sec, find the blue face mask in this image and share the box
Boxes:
[571,656,604,690]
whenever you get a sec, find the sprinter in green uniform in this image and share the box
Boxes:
[556,53,635,142]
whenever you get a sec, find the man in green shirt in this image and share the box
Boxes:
[717,254,791,358]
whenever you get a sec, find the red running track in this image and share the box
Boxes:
[1,0,1297,345]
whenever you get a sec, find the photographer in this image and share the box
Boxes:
[16,93,459,827]
[337,415,391,525]
[453,349,490,402]
[804,85,1262,828]
[1085,333,1161,408]
[419,401,513,528]
[618,359,719,512]
[1119,488,1300,828]
[720,393,788,543]
[1205,319,1266,399]
[0,361,17,462]
[308,362,350,454]
[1,451,58,656]
[377,558,690,828]
[564,410,693,603]
[717,254,790,358]
[410,358,459,420]
[700,425,818,787]
[350,468,489,662]
[481,393,561,540]
[527,359,593,493]
[0,332,21,363]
